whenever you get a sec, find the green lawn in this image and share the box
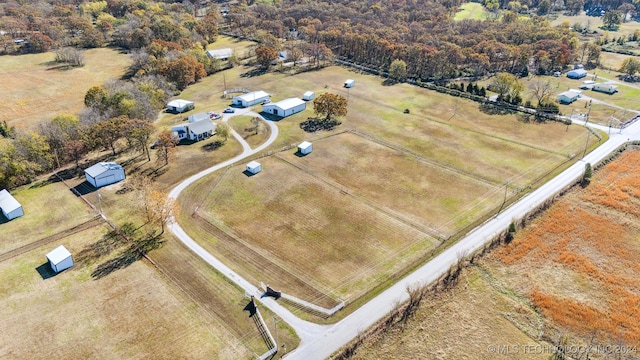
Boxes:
[454,2,489,21]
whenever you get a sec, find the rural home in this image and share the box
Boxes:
[558,90,581,104]
[246,161,262,174]
[344,79,355,88]
[188,112,210,123]
[298,141,313,155]
[233,91,271,107]
[0,189,23,220]
[302,91,315,101]
[567,69,588,79]
[172,119,217,142]
[166,99,195,113]
[84,162,126,188]
[592,83,618,94]
[206,48,233,60]
[262,98,306,117]
[46,245,74,273]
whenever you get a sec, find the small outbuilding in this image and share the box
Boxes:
[85,162,126,188]
[262,98,306,117]
[172,119,217,142]
[166,99,195,113]
[592,83,618,94]
[233,91,271,107]
[206,48,233,60]
[0,189,23,220]
[246,161,262,175]
[298,141,312,155]
[558,90,581,104]
[46,245,74,273]
[344,79,355,88]
[567,69,588,79]
[302,91,315,101]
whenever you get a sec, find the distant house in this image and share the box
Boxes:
[206,48,233,60]
[188,112,210,123]
[46,245,74,273]
[262,98,306,117]
[0,189,23,220]
[567,69,588,79]
[558,90,581,104]
[344,79,355,88]
[298,141,312,155]
[172,119,217,142]
[592,83,618,94]
[246,161,261,174]
[302,91,315,101]
[84,162,126,188]
[166,99,195,113]
[233,91,271,107]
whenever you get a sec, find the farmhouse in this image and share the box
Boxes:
[46,245,73,273]
[206,48,233,60]
[84,162,126,188]
[246,161,262,174]
[558,90,581,104]
[567,69,588,79]
[262,98,306,117]
[592,83,618,94]
[298,141,313,155]
[232,91,271,107]
[172,119,217,141]
[344,79,355,88]
[188,112,210,123]
[303,91,315,101]
[166,99,195,113]
[0,189,23,220]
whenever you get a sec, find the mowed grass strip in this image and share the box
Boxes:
[454,2,489,21]
[196,156,436,301]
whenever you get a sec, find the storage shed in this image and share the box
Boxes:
[262,98,306,117]
[567,69,588,79]
[206,48,233,60]
[302,91,315,101]
[592,83,618,94]
[232,91,271,107]
[0,189,23,220]
[298,141,312,155]
[166,99,195,113]
[558,90,581,104]
[246,161,262,174]
[46,245,73,273]
[85,162,126,188]
[344,79,355,88]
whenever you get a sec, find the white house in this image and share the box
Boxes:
[172,119,217,141]
[166,99,195,113]
[84,162,126,188]
[0,189,23,220]
[246,161,261,174]
[302,91,315,101]
[298,141,312,155]
[592,83,618,94]
[46,245,74,273]
[262,98,306,117]
[567,69,588,79]
[558,90,581,104]
[188,112,210,123]
[344,79,355,88]
[206,48,233,60]
[232,91,271,107]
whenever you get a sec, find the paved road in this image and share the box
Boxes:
[168,106,640,359]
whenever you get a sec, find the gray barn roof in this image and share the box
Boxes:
[84,162,123,178]
[189,119,216,134]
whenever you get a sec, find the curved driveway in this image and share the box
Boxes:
[168,107,640,359]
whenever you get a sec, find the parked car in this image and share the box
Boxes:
[208,111,221,119]
[223,107,235,113]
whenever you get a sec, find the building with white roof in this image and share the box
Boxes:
[262,98,306,117]
[0,189,23,220]
[232,91,271,107]
[46,245,74,273]
[84,162,125,188]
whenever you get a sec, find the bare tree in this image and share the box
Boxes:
[529,79,554,106]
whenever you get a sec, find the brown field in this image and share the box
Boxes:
[341,149,640,358]
[0,48,131,130]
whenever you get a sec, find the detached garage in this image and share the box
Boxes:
[46,245,74,273]
[0,189,23,220]
[85,162,126,188]
[166,99,195,113]
[262,98,306,117]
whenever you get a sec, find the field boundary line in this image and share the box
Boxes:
[260,283,345,318]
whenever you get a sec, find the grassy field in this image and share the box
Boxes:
[454,2,489,21]
[206,35,257,60]
[0,48,131,130]
[340,149,640,358]
[228,115,272,149]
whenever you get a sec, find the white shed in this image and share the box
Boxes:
[302,91,315,101]
[558,90,581,104]
[0,189,23,220]
[246,161,262,174]
[206,48,233,60]
[166,99,195,113]
[232,91,271,107]
[46,245,74,273]
[262,98,306,117]
[84,162,126,188]
[298,141,312,155]
[344,79,355,88]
